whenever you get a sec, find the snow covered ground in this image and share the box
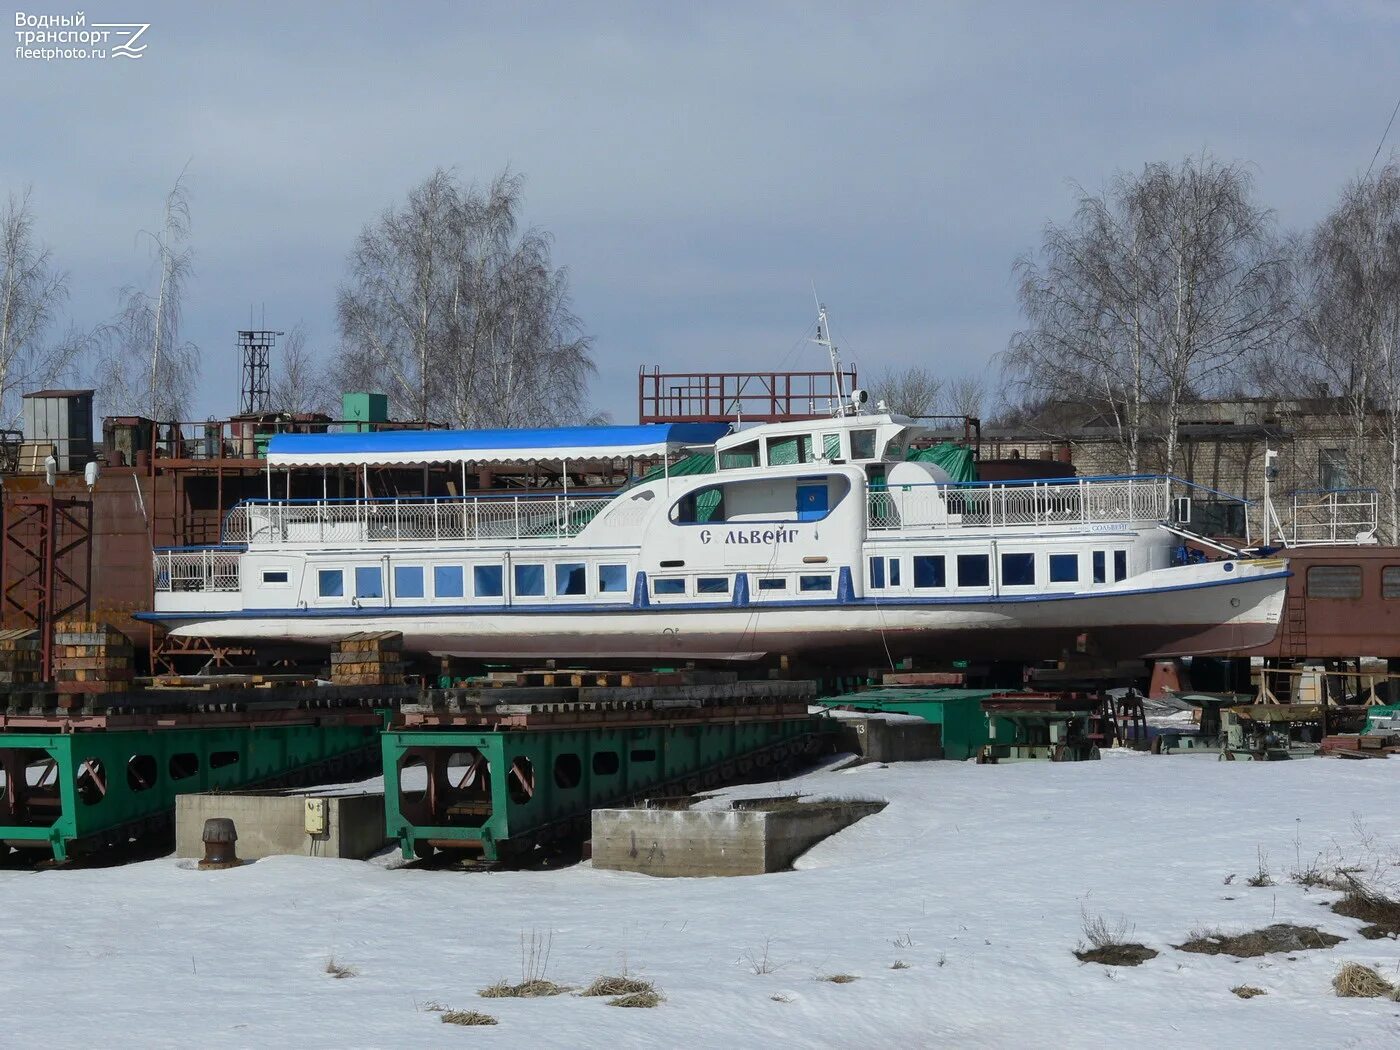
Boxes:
[2,752,1398,1049]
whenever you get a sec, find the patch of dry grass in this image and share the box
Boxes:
[1231,985,1267,999]
[820,973,859,984]
[440,1010,498,1026]
[1075,943,1159,966]
[608,990,663,1008]
[1075,906,1157,966]
[1246,848,1274,888]
[890,960,910,970]
[1332,884,1400,940]
[1176,924,1343,959]
[324,958,357,979]
[1332,963,1397,999]
[581,975,656,998]
[479,979,570,998]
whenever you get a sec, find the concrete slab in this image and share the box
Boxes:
[175,789,386,861]
[826,713,944,762]
[591,797,885,877]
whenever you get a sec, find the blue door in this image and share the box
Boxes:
[796,483,828,521]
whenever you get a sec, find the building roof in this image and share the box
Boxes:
[22,389,95,398]
[265,422,730,467]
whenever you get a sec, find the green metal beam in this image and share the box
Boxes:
[0,722,381,862]
[384,717,819,861]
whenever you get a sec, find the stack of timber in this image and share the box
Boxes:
[0,629,42,686]
[52,621,134,695]
[1319,732,1400,759]
[332,631,405,686]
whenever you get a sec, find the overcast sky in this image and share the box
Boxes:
[4,1,1398,423]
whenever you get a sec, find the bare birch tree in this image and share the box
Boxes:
[1294,161,1400,538]
[269,324,334,415]
[1006,154,1290,473]
[91,169,199,420]
[869,364,943,417]
[0,187,76,424]
[333,168,594,427]
[944,373,987,420]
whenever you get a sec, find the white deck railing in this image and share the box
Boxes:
[867,476,1172,531]
[153,548,241,593]
[1286,488,1379,546]
[222,494,617,546]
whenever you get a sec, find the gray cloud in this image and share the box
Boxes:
[3,0,1396,421]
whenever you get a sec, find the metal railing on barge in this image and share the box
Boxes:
[866,475,1173,531]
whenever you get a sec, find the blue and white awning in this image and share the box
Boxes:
[265,423,730,468]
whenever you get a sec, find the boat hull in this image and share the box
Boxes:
[153,570,1286,664]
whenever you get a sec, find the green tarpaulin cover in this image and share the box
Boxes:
[908,442,977,483]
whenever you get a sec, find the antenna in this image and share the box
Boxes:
[811,292,847,414]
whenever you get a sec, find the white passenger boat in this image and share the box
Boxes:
[141,409,1288,664]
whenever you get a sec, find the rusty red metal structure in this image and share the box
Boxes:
[2,493,92,678]
[637,367,860,423]
[1239,545,1400,662]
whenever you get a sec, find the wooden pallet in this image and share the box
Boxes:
[337,631,403,653]
[146,674,323,691]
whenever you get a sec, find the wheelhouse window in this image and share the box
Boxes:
[514,563,546,597]
[435,565,465,598]
[317,569,343,598]
[956,554,989,588]
[555,563,587,596]
[670,485,725,524]
[1113,550,1127,582]
[766,434,813,465]
[822,433,841,460]
[718,439,759,470]
[598,564,628,593]
[1001,553,1035,586]
[850,429,877,460]
[1049,554,1078,583]
[1306,564,1361,599]
[697,577,730,594]
[799,574,832,592]
[354,566,383,599]
[394,565,424,599]
[472,565,502,598]
[913,555,946,588]
[653,578,685,595]
[262,570,289,585]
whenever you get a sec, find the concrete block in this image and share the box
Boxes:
[176,790,386,861]
[591,797,885,877]
[832,715,943,762]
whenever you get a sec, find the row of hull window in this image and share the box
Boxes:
[652,574,833,597]
[304,563,630,601]
[868,550,1128,590]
